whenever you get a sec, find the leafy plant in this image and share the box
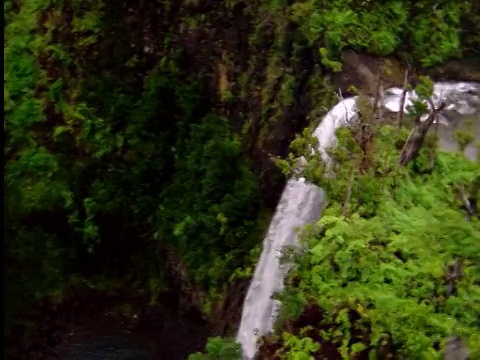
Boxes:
[264,124,480,358]
[289,0,472,68]
[5,0,260,335]
[188,337,242,360]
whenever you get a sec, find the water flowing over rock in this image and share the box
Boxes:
[236,95,360,360]
[236,81,480,359]
[383,82,480,124]
[235,179,325,359]
[313,97,359,160]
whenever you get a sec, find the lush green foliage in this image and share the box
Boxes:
[188,337,242,360]
[5,0,259,332]
[158,113,259,287]
[271,122,480,358]
[5,0,480,357]
[289,0,476,68]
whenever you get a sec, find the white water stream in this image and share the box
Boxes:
[236,82,480,359]
[235,178,325,359]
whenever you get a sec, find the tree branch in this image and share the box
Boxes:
[445,257,463,297]
[372,74,382,116]
[342,166,355,217]
[459,184,474,219]
[397,69,409,128]
[398,101,446,166]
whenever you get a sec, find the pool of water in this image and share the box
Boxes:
[64,336,152,360]
[55,300,210,360]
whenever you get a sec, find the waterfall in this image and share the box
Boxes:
[235,178,324,360]
[236,82,480,359]
[235,96,359,360]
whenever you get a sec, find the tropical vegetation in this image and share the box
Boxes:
[4,0,479,358]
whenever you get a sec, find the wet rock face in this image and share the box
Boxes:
[332,50,480,97]
[331,50,407,96]
[210,278,251,337]
[428,59,480,83]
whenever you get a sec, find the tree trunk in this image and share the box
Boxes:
[342,166,355,217]
[397,69,409,129]
[398,102,445,166]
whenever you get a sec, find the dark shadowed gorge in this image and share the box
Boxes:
[4,1,480,359]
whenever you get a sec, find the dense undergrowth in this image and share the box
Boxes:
[237,0,479,70]
[288,0,478,69]
[191,91,480,359]
[4,0,261,335]
[266,123,480,359]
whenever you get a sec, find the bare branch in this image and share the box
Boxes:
[376,80,384,124]
[397,69,409,128]
[372,74,382,115]
[445,257,463,297]
[398,101,446,166]
[342,167,355,217]
[459,184,474,219]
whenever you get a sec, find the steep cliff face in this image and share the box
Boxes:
[10,0,474,212]
[121,0,479,207]
[135,2,337,337]
[162,1,336,208]
[7,3,330,355]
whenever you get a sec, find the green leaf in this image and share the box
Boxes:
[53,125,69,138]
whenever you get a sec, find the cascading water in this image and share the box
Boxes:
[235,178,324,360]
[383,82,480,121]
[236,81,480,359]
[236,97,360,360]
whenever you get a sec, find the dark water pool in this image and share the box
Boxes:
[54,301,211,360]
[64,336,151,360]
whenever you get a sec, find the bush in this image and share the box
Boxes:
[290,0,470,69]
[270,125,480,358]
